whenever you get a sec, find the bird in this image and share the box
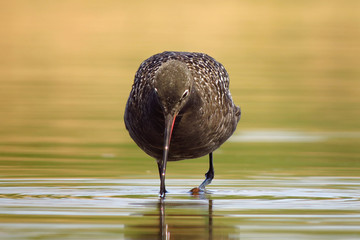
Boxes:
[124,51,241,198]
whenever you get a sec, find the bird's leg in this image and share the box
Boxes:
[157,158,167,197]
[199,152,214,191]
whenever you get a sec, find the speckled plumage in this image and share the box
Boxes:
[124,51,241,196]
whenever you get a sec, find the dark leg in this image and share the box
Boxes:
[199,152,214,190]
[157,159,167,197]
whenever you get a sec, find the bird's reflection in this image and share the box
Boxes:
[158,198,169,240]
[158,196,213,240]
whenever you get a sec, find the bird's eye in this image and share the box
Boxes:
[181,89,189,99]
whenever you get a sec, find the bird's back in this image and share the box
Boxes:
[125,51,241,160]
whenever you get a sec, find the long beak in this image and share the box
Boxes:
[159,113,176,198]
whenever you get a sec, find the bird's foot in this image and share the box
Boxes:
[159,189,168,198]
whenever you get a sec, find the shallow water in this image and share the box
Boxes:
[1,177,359,239]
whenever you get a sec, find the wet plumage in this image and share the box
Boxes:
[124,51,241,197]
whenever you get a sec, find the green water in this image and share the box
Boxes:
[1,0,360,239]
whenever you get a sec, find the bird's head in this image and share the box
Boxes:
[153,60,193,116]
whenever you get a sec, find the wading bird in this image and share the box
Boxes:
[124,51,241,197]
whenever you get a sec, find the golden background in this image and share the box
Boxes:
[0,0,359,177]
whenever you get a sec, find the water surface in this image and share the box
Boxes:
[1,177,359,239]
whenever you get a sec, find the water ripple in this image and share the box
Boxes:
[0,177,360,239]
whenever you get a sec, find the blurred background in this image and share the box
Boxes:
[0,0,359,178]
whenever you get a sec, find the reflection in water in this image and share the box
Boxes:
[159,198,169,240]
[0,178,360,239]
[158,198,213,240]
[124,195,219,239]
